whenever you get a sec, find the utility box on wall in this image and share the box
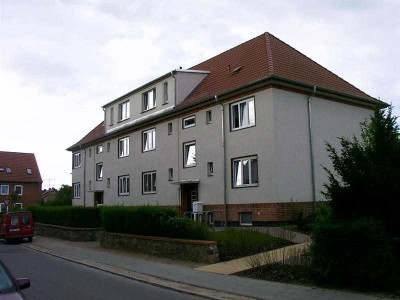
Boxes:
[192,201,203,214]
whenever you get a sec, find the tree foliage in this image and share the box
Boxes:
[323,105,400,235]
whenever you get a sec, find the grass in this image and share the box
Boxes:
[208,229,292,261]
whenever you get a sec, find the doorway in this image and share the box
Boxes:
[94,191,104,206]
[180,184,198,216]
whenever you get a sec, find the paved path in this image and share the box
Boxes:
[196,243,311,275]
[20,236,391,300]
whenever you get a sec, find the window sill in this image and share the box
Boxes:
[232,184,258,189]
[231,124,256,132]
[142,107,156,114]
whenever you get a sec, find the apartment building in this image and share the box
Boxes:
[67,33,382,226]
[0,151,43,211]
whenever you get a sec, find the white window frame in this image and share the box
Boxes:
[14,185,23,196]
[0,185,9,195]
[96,163,103,181]
[14,203,22,210]
[118,175,130,196]
[73,152,81,168]
[232,156,258,187]
[142,128,156,152]
[240,212,253,226]
[6,168,11,173]
[143,88,156,111]
[183,141,196,168]
[143,171,156,194]
[73,183,81,199]
[163,82,168,104]
[119,100,130,121]
[27,168,32,174]
[96,145,103,154]
[230,97,255,130]
[182,115,196,129]
[118,137,130,158]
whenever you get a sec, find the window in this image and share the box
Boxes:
[230,97,255,130]
[183,141,196,167]
[143,88,156,111]
[89,181,92,191]
[107,142,111,152]
[168,122,172,135]
[27,168,32,174]
[163,82,168,104]
[206,110,212,124]
[89,148,92,157]
[143,171,156,194]
[183,116,196,129]
[110,107,114,125]
[232,156,258,187]
[142,128,156,152]
[118,137,129,158]
[96,163,103,181]
[73,183,80,199]
[107,178,110,188]
[118,175,130,196]
[0,203,7,213]
[168,168,173,181]
[119,100,130,121]
[73,152,81,168]
[6,168,11,173]
[96,145,103,154]
[14,185,23,196]
[0,185,9,195]
[207,162,214,176]
[240,212,253,226]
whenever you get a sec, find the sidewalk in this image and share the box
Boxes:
[22,236,389,300]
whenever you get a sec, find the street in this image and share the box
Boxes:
[0,242,204,300]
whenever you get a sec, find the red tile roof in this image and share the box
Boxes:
[68,121,104,150]
[69,32,378,149]
[0,151,42,183]
[182,32,374,106]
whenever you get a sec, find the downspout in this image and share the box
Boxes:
[307,86,317,213]
[172,71,181,214]
[215,95,228,227]
[82,146,86,207]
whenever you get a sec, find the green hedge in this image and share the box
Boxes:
[28,206,101,228]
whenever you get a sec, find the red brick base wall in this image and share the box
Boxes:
[203,202,314,224]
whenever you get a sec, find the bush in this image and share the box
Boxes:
[311,214,396,290]
[209,229,291,261]
[101,206,177,236]
[164,217,209,240]
[28,206,101,228]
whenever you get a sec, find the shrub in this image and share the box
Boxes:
[209,229,291,261]
[28,206,101,228]
[311,215,396,290]
[101,206,177,236]
[164,217,209,240]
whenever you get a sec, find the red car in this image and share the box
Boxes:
[0,212,34,243]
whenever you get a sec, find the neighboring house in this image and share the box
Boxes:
[67,33,384,226]
[41,188,58,203]
[0,151,43,211]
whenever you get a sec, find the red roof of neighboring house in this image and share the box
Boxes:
[182,32,374,106]
[0,151,42,183]
[69,32,378,149]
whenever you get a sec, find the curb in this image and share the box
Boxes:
[22,243,258,300]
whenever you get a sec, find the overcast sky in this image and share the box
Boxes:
[1,0,399,189]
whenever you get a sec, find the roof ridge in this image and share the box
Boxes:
[264,33,274,76]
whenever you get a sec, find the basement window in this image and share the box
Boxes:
[240,212,252,226]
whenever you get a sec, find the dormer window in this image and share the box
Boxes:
[119,100,130,121]
[6,168,11,173]
[143,88,156,111]
[27,168,32,174]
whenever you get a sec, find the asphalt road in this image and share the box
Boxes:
[0,242,204,300]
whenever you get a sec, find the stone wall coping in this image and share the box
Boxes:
[101,231,217,246]
[36,222,103,231]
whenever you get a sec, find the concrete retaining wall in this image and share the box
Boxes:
[100,231,219,264]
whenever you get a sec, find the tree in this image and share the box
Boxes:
[323,105,400,235]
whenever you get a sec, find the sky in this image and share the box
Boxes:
[1,0,399,189]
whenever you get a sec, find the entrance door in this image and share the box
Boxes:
[94,192,104,206]
[180,184,198,216]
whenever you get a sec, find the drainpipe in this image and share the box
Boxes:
[307,86,317,213]
[173,71,181,214]
[215,95,228,227]
[82,146,86,207]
